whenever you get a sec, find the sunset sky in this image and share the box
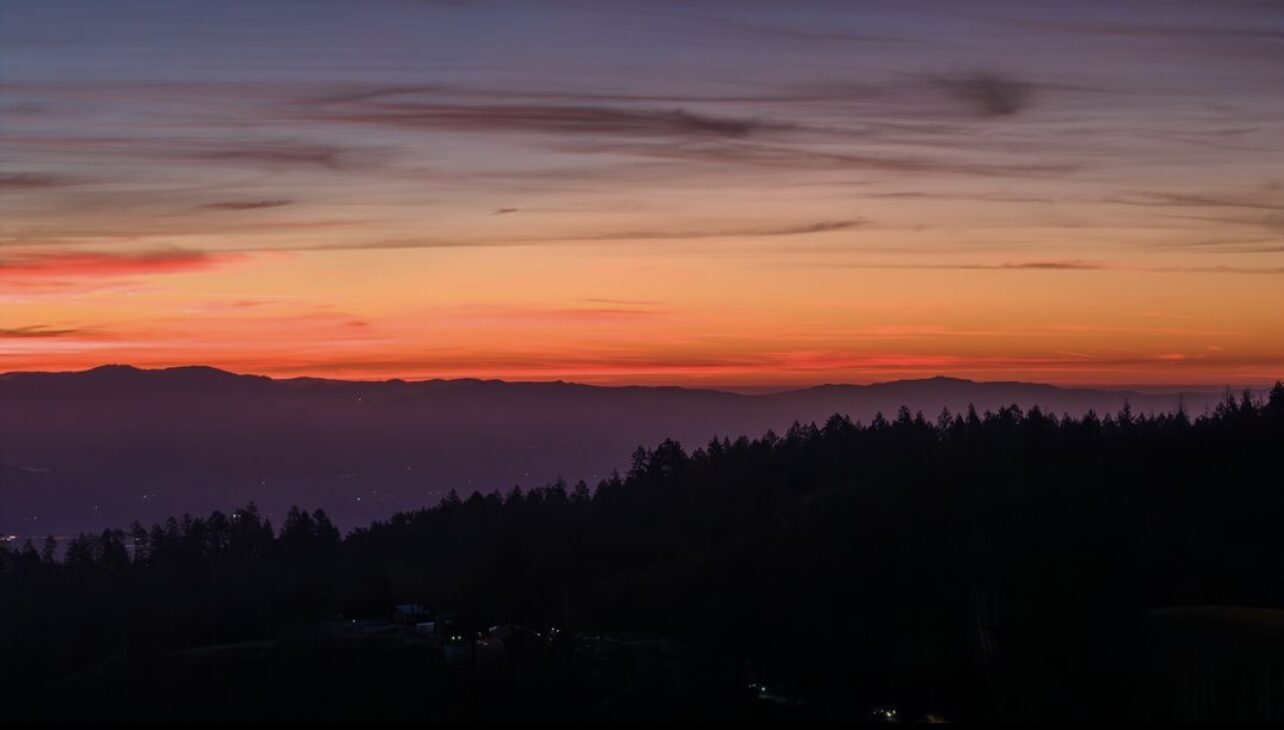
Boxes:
[1,0,1281,387]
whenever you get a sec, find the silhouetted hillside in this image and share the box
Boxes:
[0,365,1251,533]
[3,386,1282,721]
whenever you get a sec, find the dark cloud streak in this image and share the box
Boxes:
[0,172,80,189]
[239,219,866,253]
[931,73,1033,117]
[558,140,1074,178]
[298,102,780,139]
[201,199,294,211]
[0,325,86,338]
[832,260,1284,275]
[1110,192,1284,212]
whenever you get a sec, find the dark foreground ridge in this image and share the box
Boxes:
[2,384,1282,721]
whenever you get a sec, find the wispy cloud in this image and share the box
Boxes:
[188,142,359,170]
[244,218,865,253]
[562,219,865,242]
[1003,17,1284,43]
[0,250,244,278]
[0,172,80,189]
[1002,260,1104,270]
[1110,191,1284,212]
[557,140,1075,177]
[0,325,86,338]
[200,199,294,211]
[440,304,673,325]
[1158,237,1284,254]
[830,260,1284,275]
[298,102,780,139]
[1,136,375,172]
[929,73,1033,117]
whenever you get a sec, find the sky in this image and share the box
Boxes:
[1,0,1282,388]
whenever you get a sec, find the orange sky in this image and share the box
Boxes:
[2,1,1282,387]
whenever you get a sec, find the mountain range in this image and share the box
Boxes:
[0,365,1244,535]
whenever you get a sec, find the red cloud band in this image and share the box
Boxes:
[0,250,243,278]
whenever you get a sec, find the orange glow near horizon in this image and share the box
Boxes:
[4,244,1281,387]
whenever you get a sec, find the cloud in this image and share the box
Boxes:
[246,218,865,252]
[0,250,244,278]
[0,173,79,189]
[201,199,294,211]
[1110,188,1284,239]
[1,76,1068,200]
[2,136,369,172]
[830,260,1284,275]
[443,304,672,325]
[1160,237,1284,254]
[1001,260,1104,270]
[1005,17,1284,43]
[0,326,86,338]
[300,102,781,138]
[558,140,1074,177]
[1158,211,1284,236]
[190,142,352,169]
[1110,191,1284,212]
[866,191,1057,204]
[298,83,851,107]
[570,219,866,242]
[931,73,1033,117]
[0,217,363,245]
[1173,265,1284,275]
[582,297,664,306]
[182,299,269,313]
[297,73,1054,128]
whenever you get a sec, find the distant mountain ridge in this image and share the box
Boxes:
[0,364,1220,399]
[0,365,1250,535]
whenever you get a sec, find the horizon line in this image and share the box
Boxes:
[1,362,1275,396]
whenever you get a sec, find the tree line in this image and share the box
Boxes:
[2,385,1282,720]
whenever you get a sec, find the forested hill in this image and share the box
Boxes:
[2,386,1282,721]
[0,364,1246,532]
